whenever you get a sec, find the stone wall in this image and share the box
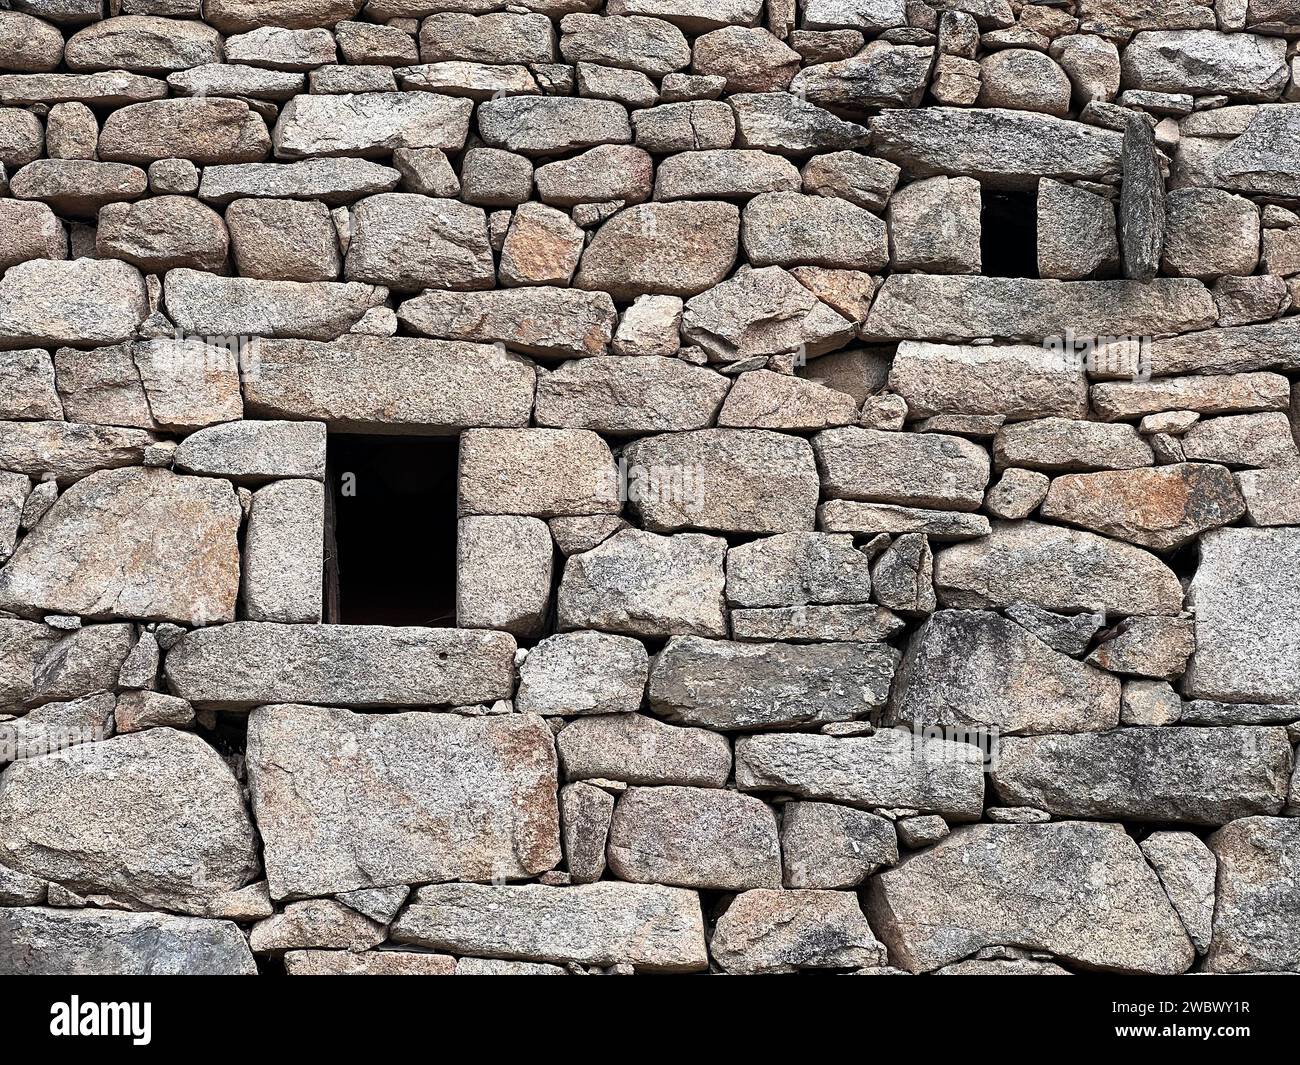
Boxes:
[0,0,1298,976]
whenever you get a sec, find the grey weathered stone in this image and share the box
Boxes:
[991,727,1293,824]
[536,357,728,434]
[344,193,492,292]
[743,190,888,271]
[725,532,872,608]
[979,47,1071,115]
[516,631,648,716]
[0,692,113,765]
[712,889,887,974]
[793,41,933,109]
[819,501,991,541]
[115,689,195,733]
[1162,188,1261,280]
[459,428,618,518]
[31,623,134,703]
[557,529,728,639]
[867,822,1193,974]
[608,785,780,890]
[729,91,870,154]
[1037,178,1119,280]
[0,200,66,271]
[888,176,982,274]
[1204,816,1300,973]
[1143,320,1300,377]
[1238,468,1300,526]
[1122,30,1288,100]
[1139,831,1216,954]
[995,417,1155,472]
[0,71,169,108]
[457,515,553,638]
[174,420,325,484]
[560,782,614,884]
[633,99,736,152]
[0,620,60,714]
[984,468,1050,521]
[1087,615,1196,678]
[243,337,534,434]
[166,623,516,709]
[65,15,222,73]
[246,704,559,899]
[241,479,323,624]
[0,907,257,975]
[272,92,472,158]
[199,158,399,206]
[13,159,149,223]
[391,882,708,972]
[717,370,857,431]
[0,258,147,350]
[169,62,306,101]
[889,609,1120,735]
[0,468,239,626]
[399,287,616,359]
[870,533,935,616]
[735,728,985,820]
[96,194,229,272]
[655,149,799,201]
[0,421,159,485]
[730,604,906,643]
[1186,528,1300,704]
[781,801,897,889]
[478,96,631,156]
[1093,372,1289,421]
[557,712,731,788]
[649,636,897,730]
[1119,113,1165,281]
[249,899,385,954]
[225,197,339,282]
[0,727,258,911]
[814,427,990,511]
[1180,411,1300,468]
[934,520,1185,616]
[0,11,65,73]
[99,97,270,165]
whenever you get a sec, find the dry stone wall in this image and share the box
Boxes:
[0,0,1298,976]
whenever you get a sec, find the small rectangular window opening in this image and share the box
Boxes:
[981,190,1039,279]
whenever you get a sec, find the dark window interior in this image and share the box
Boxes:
[325,434,458,627]
[981,190,1039,278]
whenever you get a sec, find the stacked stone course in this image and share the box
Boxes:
[0,0,1298,976]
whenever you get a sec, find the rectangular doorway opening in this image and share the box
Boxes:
[325,434,458,627]
[981,190,1039,278]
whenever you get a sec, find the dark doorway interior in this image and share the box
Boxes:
[325,434,458,627]
[981,190,1039,278]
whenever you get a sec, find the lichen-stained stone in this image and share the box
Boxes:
[344,193,493,292]
[0,728,259,911]
[725,532,872,608]
[556,529,728,639]
[249,899,385,954]
[557,712,731,787]
[174,420,325,484]
[0,620,60,714]
[934,520,1184,616]
[682,267,854,363]
[391,881,708,972]
[0,692,113,764]
[54,342,156,429]
[517,631,649,716]
[819,502,991,541]
[1204,817,1300,973]
[782,801,898,890]
[245,704,559,898]
[31,623,134,703]
[608,785,781,890]
[169,63,306,102]
[0,71,169,108]
[224,197,339,282]
[0,468,239,625]
[224,27,336,70]
[870,107,1123,190]
[1143,320,1300,377]
[285,951,456,975]
[979,48,1072,116]
[814,427,990,512]
[164,269,387,342]
[887,609,1121,735]
[888,341,1088,420]
[1185,527,1300,704]
[0,421,157,485]
[459,428,619,518]
[730,604,906,643]
[866,822,1194,974]
[1088,615,1196,679]
[99,98,270,165]
[633,99,736,152]
[536,356,729,433]
[0,200,67,271]
[243,337,534,433]
[165,624,517,709]
[649,636,898,730]
[96,195,229,272]
[500,203,585,286]
[272,92,472,159]
[607,0,765,32]
[1122,30,1288,100]
[1162,188,1261,281]
[64,16,222,74]
[1037,177,1119,280]
[561,12,690,76]
[241,479,323,624]
[1092,372,1289,420]
[420,11,555,65]
[0,108,44,170]
[729,92,870,154]
[1139,831,1216,955]
[0,473,29,564]
[478,96,631,156]
[534,144,653,207]
[622,428,819,534]
[457,515,553,638]
[991,728,1293,824]
[0,11,65,73]
[717,369,857,430]
[1040,463,1245,551]
[574,201,739,300]
[994,417,1155,472]
[204,0,362,32]
[0,908,257,976]
[736,728,984,820]
[887,176,982,274]
[712,889,887,974]
[11,159,149,219]
[0,258,147,350]
[198,158,400,207]
[792,42,933,109]
[399,288,616,359]
[654,148,801,201]
[862,275,1217,341]
[742,190,889,271]
[1180,411,1300,468]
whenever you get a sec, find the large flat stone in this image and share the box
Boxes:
[867,822,1194,974]
[0,421,159,484]
[391,882,708,972]
[712,889,887,974]
[243,336,535,434]
[0,258,147,350]
[990,727,1293,825]
[1204,817,1300,974]
[398,287,616,358]
[246,704,560,899]
[272,91,472,158]
[165,623,516,709]
[556,713,732,788]
[814,426,990,511]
